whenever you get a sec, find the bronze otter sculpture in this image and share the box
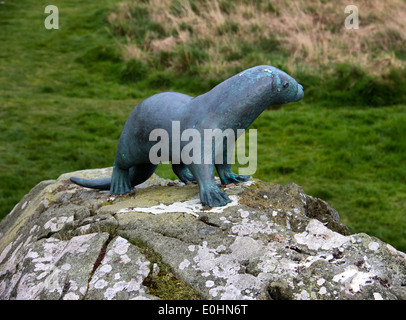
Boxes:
[70,65,304,207]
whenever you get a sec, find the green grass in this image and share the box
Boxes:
[0,0,405,252]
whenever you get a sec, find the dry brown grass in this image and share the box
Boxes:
[108,0,406,78]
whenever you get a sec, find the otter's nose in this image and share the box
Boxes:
[295,83,304,101]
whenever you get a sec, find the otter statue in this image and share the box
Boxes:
[70,65,304,207]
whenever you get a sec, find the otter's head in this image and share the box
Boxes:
[261,66,304,104]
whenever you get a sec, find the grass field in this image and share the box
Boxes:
[1,0,405,252]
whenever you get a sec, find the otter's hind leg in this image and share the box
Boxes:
[172,163,195,183]
[110,164,132,194]
[110,163,158,194]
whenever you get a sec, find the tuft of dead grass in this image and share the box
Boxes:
[108,0,406,79]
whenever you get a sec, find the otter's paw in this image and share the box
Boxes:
[110,183,132,195]
[180,171,196,184]
[172,165,196,184]
[201,186,231,207]
[220,173,250,185]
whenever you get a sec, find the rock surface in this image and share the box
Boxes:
[1,167,405,300]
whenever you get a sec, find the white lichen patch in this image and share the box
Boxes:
[179,259,191,270]
[238,209,250,218]
[332,265,375,294]
[94,279,109,290]
[219,216,231,224]
[63,292,80,300]
[102,279,145,300]
[112,236,130,255]
[295,289,311,300]
[117,195,239,217]
[44,216,73,232]
[294,219,350,251]
[368,241,380,251]
[230,237,264,260]
[373,292,383,300]
[231,218,276,237]
[319,287,327,295]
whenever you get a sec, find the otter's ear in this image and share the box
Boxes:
[283,81,289,88]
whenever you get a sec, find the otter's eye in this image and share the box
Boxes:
[283,81,289,88]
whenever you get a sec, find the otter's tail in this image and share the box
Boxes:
[70,176,111,190]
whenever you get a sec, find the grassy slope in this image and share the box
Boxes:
[0,0,405,251]
[0,0,129,212]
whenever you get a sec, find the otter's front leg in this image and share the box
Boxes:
[215,163,250,185]
[188,163,231,207]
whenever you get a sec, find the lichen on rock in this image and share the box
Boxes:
[1,168,405,300]
[86,236,157,300]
